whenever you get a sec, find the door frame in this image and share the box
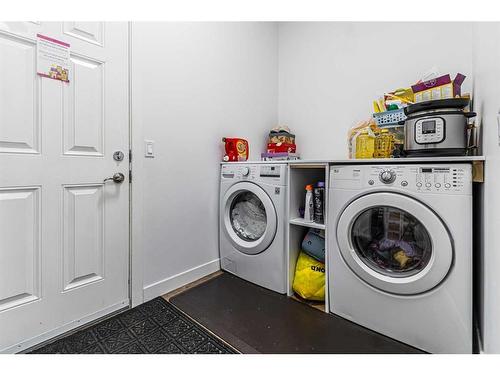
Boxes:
[129,21,144,308]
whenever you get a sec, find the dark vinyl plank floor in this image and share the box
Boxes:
[28,297,236,354]
[170,272,424,354]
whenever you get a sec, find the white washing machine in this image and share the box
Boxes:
[328,163,472,353]
[219,163,287,293]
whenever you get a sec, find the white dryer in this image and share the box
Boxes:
[219,163,287,293]
[328,163,472,353]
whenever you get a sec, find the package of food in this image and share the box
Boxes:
[267,142,297,154]
[269,131,295,144]
[355,128,377,159]
[373,128,395,158]
[348,119,378,159]
[383,125,405,157]
[411,73,465,103]
[390,87,415,104]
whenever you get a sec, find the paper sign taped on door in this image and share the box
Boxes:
[36,34,70,82]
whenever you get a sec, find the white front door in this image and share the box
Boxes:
[0,22,129,352]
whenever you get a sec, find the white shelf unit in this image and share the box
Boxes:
[289,217,326,230]
[286,163,330,313]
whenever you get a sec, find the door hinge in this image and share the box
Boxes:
[129,149,132,162]
[129,169,132,183]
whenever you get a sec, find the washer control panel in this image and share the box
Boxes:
[260,165,282,178]
[330,164,472,195]
[415,117,445,144]
[414,166,469,192]
[221,163,287,185]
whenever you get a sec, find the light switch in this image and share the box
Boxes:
[145,140,154,158]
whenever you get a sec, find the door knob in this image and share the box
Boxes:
[104,173,125,184]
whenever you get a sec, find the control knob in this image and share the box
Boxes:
[379,169,396,184]
[241,167,250,176]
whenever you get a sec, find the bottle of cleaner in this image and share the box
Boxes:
[313,182,325,224]
[304,185,314,222]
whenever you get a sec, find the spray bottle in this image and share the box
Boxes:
[304,184,314,223]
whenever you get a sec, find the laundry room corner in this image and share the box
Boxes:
[277,22,475,160]
[129,22,280,303]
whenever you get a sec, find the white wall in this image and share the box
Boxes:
[472,23,500,353]
[278,22,474,159]
[131,22,278,300]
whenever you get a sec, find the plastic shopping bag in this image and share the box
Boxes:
[292,251,325,301]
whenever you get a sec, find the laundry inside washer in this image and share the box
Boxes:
[230,191,268,241]
[351,207,432,275]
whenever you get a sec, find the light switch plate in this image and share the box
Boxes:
[145,140,154,158]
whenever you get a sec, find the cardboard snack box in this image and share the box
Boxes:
[411,73,465,103]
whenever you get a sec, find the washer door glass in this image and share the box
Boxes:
[230,191,267,242]
[351,206,432,277]
[336,192,453,295]
[222,181,278,256]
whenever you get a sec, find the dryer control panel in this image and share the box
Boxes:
[221,163,287,185]
[330,164,472,195]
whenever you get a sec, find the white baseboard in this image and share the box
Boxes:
[1,299,128,353]
[143,259,220,302]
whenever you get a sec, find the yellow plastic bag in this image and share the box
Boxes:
[292,252,325,301]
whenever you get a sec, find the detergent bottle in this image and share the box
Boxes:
[304,185,314,223]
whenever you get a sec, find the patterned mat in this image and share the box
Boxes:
[28,297,237,354]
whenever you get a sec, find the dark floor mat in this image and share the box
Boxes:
[170,272,424,354]
[28,297,237,354]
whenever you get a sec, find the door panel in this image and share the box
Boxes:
[63,185,104,291]
[0,187,40,311]
[63,22,104,47]
[63,55,104,156]
[0,33,39,154]
[0,22,129,352]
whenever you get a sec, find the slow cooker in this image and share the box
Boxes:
[401,98,476,157]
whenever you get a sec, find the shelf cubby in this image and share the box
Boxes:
[286,163,330,313]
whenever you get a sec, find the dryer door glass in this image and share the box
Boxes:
[230,191,267,242]
[351,206,432,277]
